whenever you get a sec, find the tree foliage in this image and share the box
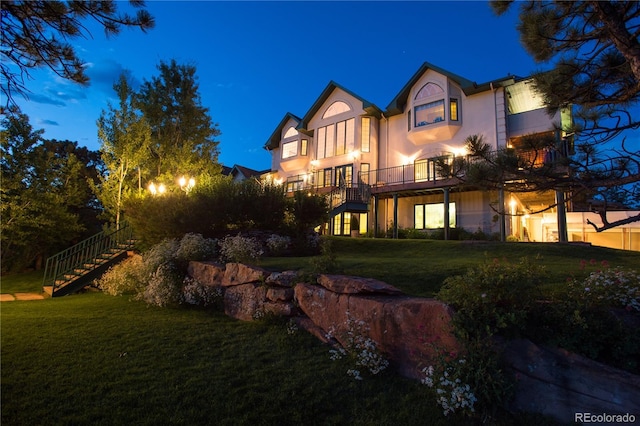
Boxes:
[124,178,328,249]
[1,108,103,272]
[136,59,222,181]
[487,0,640,231]
[0,0,154,109]
[94,74,151,228]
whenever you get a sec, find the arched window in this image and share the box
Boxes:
[283,126,297,139]
[322,101,351,119]
[414,83,445,127]
[415,83,444,101]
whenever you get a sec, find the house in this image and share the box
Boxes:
[262,61,638,250]
[222,164,270,183]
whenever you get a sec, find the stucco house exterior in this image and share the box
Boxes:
[262,61,638,250]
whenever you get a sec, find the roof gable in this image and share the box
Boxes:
[264,112,301,151]
[297,81,382,133]
[385,61,516,116]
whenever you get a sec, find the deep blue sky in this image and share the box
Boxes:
[15,1,541,171]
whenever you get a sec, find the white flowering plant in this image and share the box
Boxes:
[266,234,291,256]
[422,360,477,417]
[139,263,183,307]
[95,255,144,296]
[326,313,389,380]
[181,277,223,307]
[219,234,264,264]
[569,265,640,312]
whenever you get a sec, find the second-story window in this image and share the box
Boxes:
[316,118,355,159]
[414,82,445,127]
[361,117,371,152]
[282,141,298,159]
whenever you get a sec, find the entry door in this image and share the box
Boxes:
[335,164,353,187]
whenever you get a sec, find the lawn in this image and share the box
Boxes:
[261,238,640,297]
[1,293,553,426]
[3,238,638,425]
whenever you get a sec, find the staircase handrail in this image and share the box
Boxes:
[42,223,135,292]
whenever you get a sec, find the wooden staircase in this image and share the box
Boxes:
[42,223,136,297]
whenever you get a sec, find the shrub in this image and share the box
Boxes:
[266,234,291,256]
[308,237,340,274]
[175,233,218,266]
[528,262,640,373]
[139,263,183,307]
[95,255,144,296]
[421,338,512,419]
[219,234,263,264]
[181,277,223,307]
[438,257,546,339]
[568,266,640,312]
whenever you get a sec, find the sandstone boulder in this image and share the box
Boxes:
[317,274,403,295]
[187,261,225,286]
[265,270,299,287]
[223,283,267,321]
[222,263,270,287]
[266,287,294,302]
[294,282,458,379]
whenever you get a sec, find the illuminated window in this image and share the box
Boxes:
[301,139,308,156]
[361,117,370,152]
[323,101,351,118]
[336,121,346,156]
[414,203,456,229]
[282,141,298,159]
[283,126,297,138]
[358,213,367,234]
[286,179,304,192]
[415,100,445,127]
[316,118,355,159]
[450,99,459,121]
[360,163,370,184]
[414,159,429,182]
[323,168,332,187]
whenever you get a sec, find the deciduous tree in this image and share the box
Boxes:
[1,108,103,272]
[94,74,151,228]
[136,59,222,182]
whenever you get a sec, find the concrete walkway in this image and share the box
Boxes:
[0,293,46,302]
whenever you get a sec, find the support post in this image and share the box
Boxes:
[499,186,506,242]
[373,195,379,238]
[393,193,398,239]
[443,188,450,241]
[556,189,568,243]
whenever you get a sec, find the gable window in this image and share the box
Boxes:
[323,101,351,119]
[361,117,371,152]
[283,126,297,138]
[282,141,298,159]
[414,202,456,229]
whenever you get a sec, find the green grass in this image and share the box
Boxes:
[1,270,44,294]
[4,239,637,425]
[1,293,553,426]
[260,238,640,297]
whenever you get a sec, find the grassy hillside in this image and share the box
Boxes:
[261,238,640,297]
